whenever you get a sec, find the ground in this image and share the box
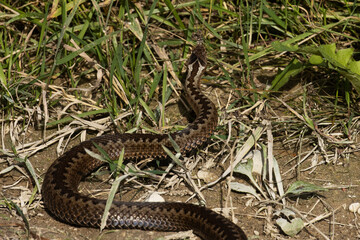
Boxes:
[1,81,359,240]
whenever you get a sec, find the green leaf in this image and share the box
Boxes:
[162,145,184,169]
[7,200,30,235]
[318,43,337,65]
[271,41,298,52]
[346,60,360,94]
[336,48,354,67]
[262,1,286,30]
[270,58,304,91]
[285,181,327,196]
[338,69,360,95]
[139,98,157,124]
[85,143,119,172]
[229,182,261,200]
[349,59,360,75]
[24,157,41,192]
[309,55,323,65]
[163,0,185,30]
[302,114,315,130]
[56,30,121,65]
[234,159,267,198]
[234,158,253,178]
[0,62,6,86]
[167,134,180,154]
[317,44,360,94]
[46,109,110,127]
[318,43,352,68]
[100,148,126,231]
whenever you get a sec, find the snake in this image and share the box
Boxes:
[42,42,248,240]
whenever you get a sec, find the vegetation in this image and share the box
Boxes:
[1,0,359,239]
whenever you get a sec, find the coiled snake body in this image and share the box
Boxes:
[42,43,248,240]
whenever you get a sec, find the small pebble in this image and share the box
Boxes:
[145,192,165,202]
[349,202,360,213]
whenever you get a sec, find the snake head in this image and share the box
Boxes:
[187,44,207,68]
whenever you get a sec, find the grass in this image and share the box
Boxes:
[1,0,360,239]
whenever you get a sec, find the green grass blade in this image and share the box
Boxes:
[100,148,125,231]
[56,30,121,65]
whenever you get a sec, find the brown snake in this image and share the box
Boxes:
[42,43,248,240]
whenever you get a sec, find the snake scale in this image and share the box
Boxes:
[42,42,248,240]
